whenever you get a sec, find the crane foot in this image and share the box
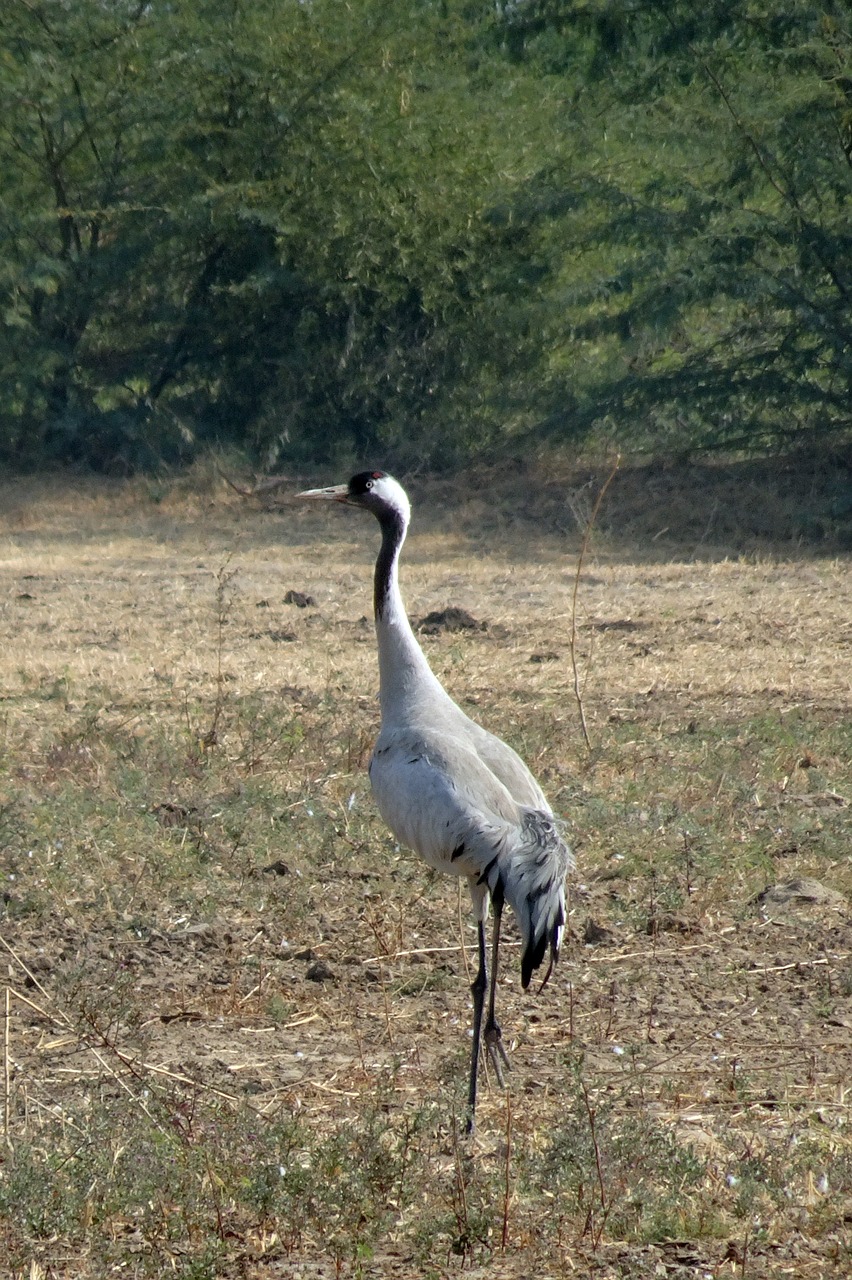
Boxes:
[484,1020,511,1087]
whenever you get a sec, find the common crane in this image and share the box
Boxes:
[297,471,572,1130]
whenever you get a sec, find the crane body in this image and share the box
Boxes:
[298,470,572,1129]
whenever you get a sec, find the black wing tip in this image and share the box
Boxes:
[521,934,550,990]
[521,906,565,989]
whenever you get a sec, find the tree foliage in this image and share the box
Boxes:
[504,0,852,452]
[0,0,850,469]
[0,0,550,468]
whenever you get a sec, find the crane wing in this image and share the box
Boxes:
[460,717,551,813]
[369,726,520,877]
[369,726,571,988]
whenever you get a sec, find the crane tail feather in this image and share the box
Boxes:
[520,899,564,989]
[482,809,571,991]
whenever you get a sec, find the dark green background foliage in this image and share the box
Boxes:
[1,0,850,470]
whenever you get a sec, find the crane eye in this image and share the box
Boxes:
[366,479,374,490]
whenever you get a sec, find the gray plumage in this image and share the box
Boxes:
[298,470,573,1128]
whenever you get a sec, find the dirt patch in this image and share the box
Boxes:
[415,606,488,633]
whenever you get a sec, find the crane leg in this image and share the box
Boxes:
[484,898,511,1085]
[465,918,488,1134]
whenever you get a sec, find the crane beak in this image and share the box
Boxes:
[296,484,350,503]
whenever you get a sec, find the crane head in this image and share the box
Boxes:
[297,471,410,525]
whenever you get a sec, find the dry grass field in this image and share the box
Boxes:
[0,455,850,1279]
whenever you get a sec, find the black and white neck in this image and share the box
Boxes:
[347,472,450,722]
[297,470,453,722]
[370,478,410,623]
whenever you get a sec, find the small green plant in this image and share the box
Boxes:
[528,1056,708,1247]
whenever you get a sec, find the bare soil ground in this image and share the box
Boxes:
[0,455,850,1278]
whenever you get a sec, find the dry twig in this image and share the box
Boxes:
[216,466,291,498]
[568,457,620,751]
[3,984,11,1151]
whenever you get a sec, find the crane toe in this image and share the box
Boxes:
[484,1019,511,1087]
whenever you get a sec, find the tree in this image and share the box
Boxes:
[502,0,852,452]
[0,0,570,470]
